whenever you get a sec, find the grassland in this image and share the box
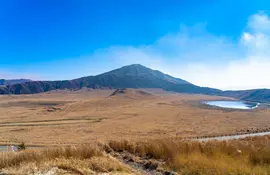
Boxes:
[0,144,132,174]
[108,136,270,175]
[1,136,270,174]
[0,88,270,146]
[1,88,270,174]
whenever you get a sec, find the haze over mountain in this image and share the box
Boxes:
[0,64,269,103]
[0,79,31,86]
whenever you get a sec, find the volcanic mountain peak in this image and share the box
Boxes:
[102,64,190,85]
[108,64,156,75]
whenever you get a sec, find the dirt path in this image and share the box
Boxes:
[112,153,162,175]
[108,150,177,175]
[0,118,102,127]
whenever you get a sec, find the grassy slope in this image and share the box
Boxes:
[1,144,132,175]
[1,136,270,175]
[108,136,270,175]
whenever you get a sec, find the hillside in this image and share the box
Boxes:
[0,64,269,103]
[2,137,270,175]
[72,64,191,88]
[109,88,157,100]
[218,89,270,103]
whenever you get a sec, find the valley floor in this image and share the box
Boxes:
[0,88,270,146]
[1,89,270,174]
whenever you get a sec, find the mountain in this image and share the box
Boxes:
[0,64,219,95]
[72,64,193,89]
[0,64,269,103]
[0,79,31,86]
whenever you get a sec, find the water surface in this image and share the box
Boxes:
[205,100,259,109]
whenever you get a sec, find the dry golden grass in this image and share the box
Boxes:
[1,136,270,174]
[108,136,270,175]
[0,145,132,175]
[1,89,270,174]
[3,157,132,175]
[1,88,270,146]
[0,144,102,168]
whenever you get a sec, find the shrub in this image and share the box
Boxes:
[17,142,26,151]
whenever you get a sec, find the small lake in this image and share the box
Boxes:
[204,100,259,110]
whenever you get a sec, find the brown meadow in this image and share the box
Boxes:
[0,89,270,146]
[1,89,270,174]
[1,136,270,174]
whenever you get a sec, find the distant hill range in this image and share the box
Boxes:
[0,79,31,86]
[0,64,269,103]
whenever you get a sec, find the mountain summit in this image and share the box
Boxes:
[103,64,190,85]
[79,64,191,88]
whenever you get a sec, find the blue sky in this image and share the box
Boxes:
[0,0,270,90]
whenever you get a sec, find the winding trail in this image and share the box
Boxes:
[195,131,270,141]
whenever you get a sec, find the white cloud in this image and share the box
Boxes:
[248,11,270,32]
[92,11,270,90]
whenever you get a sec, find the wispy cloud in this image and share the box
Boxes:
[92,11,270,90]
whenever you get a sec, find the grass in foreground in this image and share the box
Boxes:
[1,136,270,175]
[0,144,131,175]
[108,136,270,175]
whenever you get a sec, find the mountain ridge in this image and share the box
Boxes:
[0,64,269,103]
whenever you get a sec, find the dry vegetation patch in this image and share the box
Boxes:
[0,144,102,168]
[0,145,132,175]
[1,137,270,174]
[1,90,270,144]
[107,136,270,175]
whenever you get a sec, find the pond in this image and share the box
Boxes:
[204,100,259,110]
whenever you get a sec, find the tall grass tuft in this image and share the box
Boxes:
[108,136,270,174]
[0,144,102,169]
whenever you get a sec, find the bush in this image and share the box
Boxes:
[17,142,26,151]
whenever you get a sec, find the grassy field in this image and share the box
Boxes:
[1,136,270,174]
[0,88,270,145]
[0,144,132,174]
[1,89,270,174]
[108,136,270,175]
